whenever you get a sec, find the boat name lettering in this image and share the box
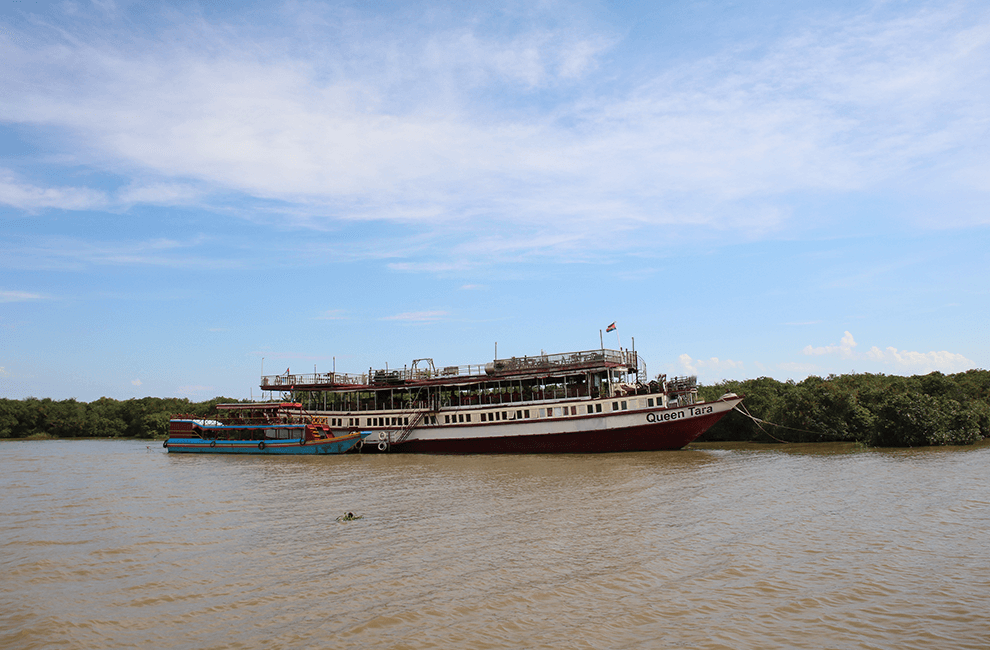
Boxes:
[646,405,714,423]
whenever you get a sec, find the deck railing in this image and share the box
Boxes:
[260,349,639,389]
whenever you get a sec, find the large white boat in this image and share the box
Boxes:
[260,348,742,453]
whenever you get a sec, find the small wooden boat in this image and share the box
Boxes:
[165,402,369,454]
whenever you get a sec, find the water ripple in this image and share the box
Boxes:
[1,439,989,649]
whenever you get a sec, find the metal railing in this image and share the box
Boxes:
[260,348,639,389]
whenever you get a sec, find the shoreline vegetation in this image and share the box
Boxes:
[697,369,990,447]
[1,369,988,447]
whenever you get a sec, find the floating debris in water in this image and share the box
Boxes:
[336,512,363,522]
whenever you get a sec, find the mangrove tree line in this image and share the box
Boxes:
[697,369,990,446]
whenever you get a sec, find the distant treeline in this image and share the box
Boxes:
[3,370,989,446]
[0,396,246,440]
[697,370,990,446]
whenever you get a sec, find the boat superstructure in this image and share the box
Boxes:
[259,348,741,453]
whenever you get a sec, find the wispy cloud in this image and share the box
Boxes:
[0,170,108,212]
[0,235,243,271]
[382,310,449,322]
[0,4,990,226]
[0,290,45,302]
[1,2,988,268]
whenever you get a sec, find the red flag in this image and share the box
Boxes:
[606,322,616,332]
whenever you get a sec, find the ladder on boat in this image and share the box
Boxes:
[392,409,431,446]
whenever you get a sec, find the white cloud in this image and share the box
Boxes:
[0,2,988,261]
[801,331,976,374]
[803,331,857,357]
[382,311,449,322]
[866,346,975,373]
[117,183,204,205]
[131,379,142,386]
[0,290,44,302]
[678,354,744,378]
[0,170,108,212]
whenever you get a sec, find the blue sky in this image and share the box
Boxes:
[2,0,988,402]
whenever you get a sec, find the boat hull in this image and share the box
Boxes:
[165,432,367,455]
[389,397,742,454]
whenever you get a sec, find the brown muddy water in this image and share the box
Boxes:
[1,439,989,649]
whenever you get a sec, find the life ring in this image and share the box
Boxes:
[379,431,388,441]
[299,437,306,445]
[209,440,216,448]
[163,440,168,448]
[377,441,388,451]
[258,441,266,450]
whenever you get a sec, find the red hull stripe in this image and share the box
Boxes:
[393,410,730,454]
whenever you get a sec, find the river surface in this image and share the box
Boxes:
[1,439,989,649]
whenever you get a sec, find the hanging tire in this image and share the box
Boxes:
[379,431,387,441]
[209,440,216,448]
[378,441,388,451]
[163,440,168,448]
[299,437,306,445]
[258,441,266,450]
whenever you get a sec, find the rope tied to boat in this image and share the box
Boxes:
[732,403,825,443]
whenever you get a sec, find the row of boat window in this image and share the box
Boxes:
[326,398,661,428]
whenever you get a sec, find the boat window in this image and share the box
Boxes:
[524,410,530,418]
[458,414,464,423]
[404,418,409,425]
[596,403,602,413]
[539,409,546,417]
[516,410,522,420]
[587,405,593,414]
[481,413,487,422]
[445,415,450,423]
[466,414,471,422]
[612,402,619,411]
[648,398,654,407]
[621,401,628,410]
[502,411,508,421]
[571,406,577,415]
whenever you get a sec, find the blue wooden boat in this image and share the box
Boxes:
[165,402,370,455]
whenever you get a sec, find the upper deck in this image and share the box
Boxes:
[260,348,641,393]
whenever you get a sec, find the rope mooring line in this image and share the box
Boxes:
[732,403,824,443]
